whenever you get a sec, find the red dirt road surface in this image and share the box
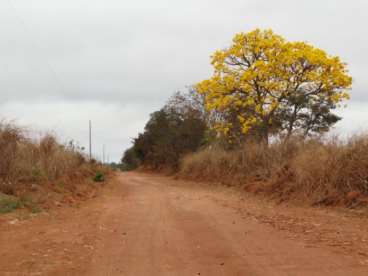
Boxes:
[1,172,368,275]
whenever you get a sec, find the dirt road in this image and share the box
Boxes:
[1,172,368,275]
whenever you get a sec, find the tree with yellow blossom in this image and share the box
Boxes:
[196,29,352,144]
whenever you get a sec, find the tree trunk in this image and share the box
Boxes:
[261,123,269,146]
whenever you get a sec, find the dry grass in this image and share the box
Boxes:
[0,121,110,212]
[180,136,368,207]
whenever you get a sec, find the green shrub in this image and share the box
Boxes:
[0,193,20,214]
[93,171,105,182]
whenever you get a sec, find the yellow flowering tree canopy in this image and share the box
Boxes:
[196,29,352,143]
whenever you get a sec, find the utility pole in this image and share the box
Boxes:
[89,120,92,161]
[102,144,106,164]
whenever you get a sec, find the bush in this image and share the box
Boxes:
[0,193,20,214]
[121,148,141,171]
[93,172,105,182]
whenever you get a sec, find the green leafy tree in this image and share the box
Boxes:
[122,92,207,169]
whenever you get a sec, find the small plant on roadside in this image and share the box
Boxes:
[0,193,20,214]
[19,195,42,214]
[93,171,105,182]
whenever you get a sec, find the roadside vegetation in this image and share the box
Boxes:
[122,29,367,207]
[0,120,110,214]
[180,137,368,207]
[122,89,207,171]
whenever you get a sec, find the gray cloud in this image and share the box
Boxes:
[1,0,368,161]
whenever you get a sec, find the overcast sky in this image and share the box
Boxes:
[1,0,367,161]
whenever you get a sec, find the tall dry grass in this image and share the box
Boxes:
[0,121,103,196]
[180,136,368,206]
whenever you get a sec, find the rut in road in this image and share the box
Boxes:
[0,172,367,275]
